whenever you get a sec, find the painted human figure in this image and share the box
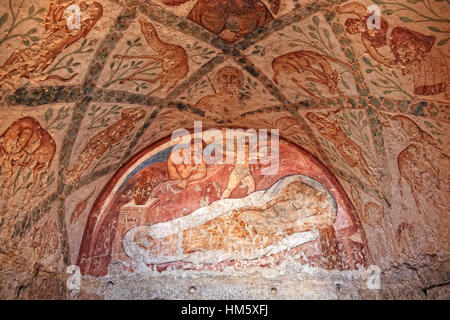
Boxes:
[167,139,207,189]
[336,2,450,98]
[185,0,280,42]
[0,0,103,88]
[132,177,336,257]
[221,141,256,199]
[195,66,245,115]
[64,108,146,185]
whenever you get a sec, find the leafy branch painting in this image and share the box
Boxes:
[0,0,45,46]
[181,78,209,100]
[43,107,71,132]
[87,105,123,130]
[103,37,161,91]
[362,56,413,98]
[46,39,98,77]
[252,16,340,59]
[423,119,444,145]
[186,41,216,65]
[335,110,379,168]
[374,0,450,45]
[12,169,56,199]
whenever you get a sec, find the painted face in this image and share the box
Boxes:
[217,66,244,94]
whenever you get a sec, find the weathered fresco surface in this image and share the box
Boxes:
[77,132,367,277]
[0,0,448,299]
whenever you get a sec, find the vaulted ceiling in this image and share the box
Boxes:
[0,0,448,299]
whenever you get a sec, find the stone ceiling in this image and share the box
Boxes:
[0,0,449,299]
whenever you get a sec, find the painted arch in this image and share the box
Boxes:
[77,130,368,277]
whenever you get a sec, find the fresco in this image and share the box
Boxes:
[0,0,103,88]
[0,0,448,299]
[119,18,188,92]
[338,0,450,100]
[160,0,283,43]
[245,12,360,100]
[178,59,281,112]
[64,107,146,185]
[0,104,73,216]
[98,15,218,96]
[0,0,122,89]
[77,130,367,276]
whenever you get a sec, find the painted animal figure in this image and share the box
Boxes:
[272,50,351,98]
[380,113,440,149]
[113,17,189,95]
[306,110,380,189]
[64,108,146,185]
[0,117,56,192]
[396,144,441,213]
[380,113,447,214]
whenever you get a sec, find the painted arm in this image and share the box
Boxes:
[184,162,207,182]
[362,37,396,67]
[335,2,367,18]
[179,163,194,179]
[167,153,183,180]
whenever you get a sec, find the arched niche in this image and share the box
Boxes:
[77,129,368,277]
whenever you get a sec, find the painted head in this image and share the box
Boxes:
[217,66,244,94]
[121,108,146,123]
[306,111,341,137]
[344,18,366,35]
